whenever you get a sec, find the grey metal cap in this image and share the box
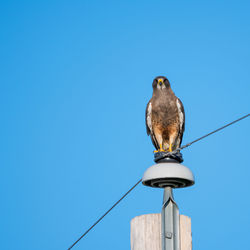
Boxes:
[142,162,195,188]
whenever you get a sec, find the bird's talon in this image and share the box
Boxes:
[154,148,166,153]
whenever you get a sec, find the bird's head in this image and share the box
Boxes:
[152,76,170,90]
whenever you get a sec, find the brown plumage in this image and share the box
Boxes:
[146,76,185,152]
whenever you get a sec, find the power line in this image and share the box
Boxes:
[68,113,249,249]
[68,179,142,249]
[179,113,250,150]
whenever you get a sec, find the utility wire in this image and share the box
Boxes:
[68,179,142,249]
[179,113,250,150]
[68,113,249,249]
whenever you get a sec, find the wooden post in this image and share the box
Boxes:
[180,215,192,250]
[130,214,192,250]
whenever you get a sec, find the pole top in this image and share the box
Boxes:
[154,151,184,163]
[142,160,195,188]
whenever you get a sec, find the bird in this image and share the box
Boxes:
[146,76,185,153]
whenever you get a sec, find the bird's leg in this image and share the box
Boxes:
[153,130,164,153]
[168,143,173,152]
[154,144,164,153]
[168,131,178,152]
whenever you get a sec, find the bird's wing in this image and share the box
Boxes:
[145,101,152,135]
[176,98,185,146]
[146,101,159,149]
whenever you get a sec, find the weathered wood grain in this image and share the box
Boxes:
[130,214,191,250]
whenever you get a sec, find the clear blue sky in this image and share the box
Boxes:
[1,1,250,249]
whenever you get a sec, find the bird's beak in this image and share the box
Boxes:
[157,78,163,87]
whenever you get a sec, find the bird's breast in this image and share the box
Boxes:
[151,96,179,127]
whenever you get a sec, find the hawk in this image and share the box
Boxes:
[146,76,185,153]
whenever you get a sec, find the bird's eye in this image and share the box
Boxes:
[164,79,169,86]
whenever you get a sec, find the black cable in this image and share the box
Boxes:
[68,113,249,249]
[179,113,249,150]
[68,178,142,250]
